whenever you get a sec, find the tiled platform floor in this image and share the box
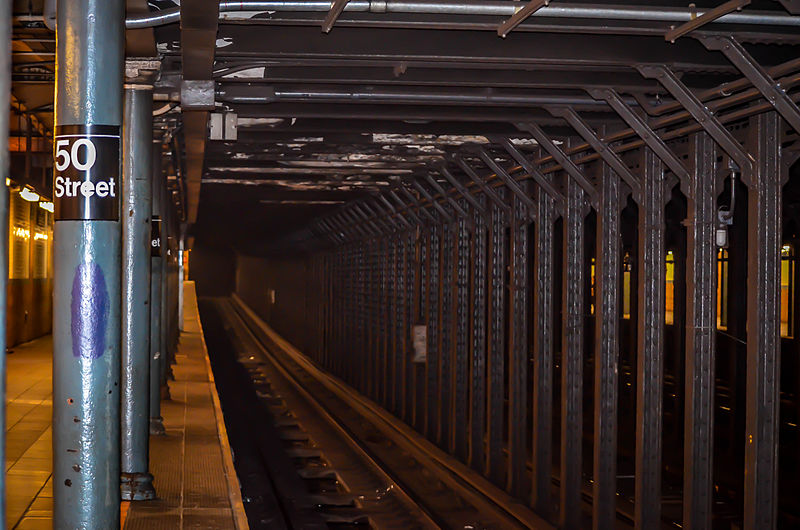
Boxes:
[5,282,247,530]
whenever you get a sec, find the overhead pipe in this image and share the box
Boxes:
[216,85,633,107]
[125,1,800,29]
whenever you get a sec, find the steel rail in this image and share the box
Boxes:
[124,1,800,28]
[228,294,551,529]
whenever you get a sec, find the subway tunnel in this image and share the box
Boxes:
[5,0,800,528]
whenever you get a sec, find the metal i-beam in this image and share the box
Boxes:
[493,137,565,206]
[637,64,754,175]
[487,190,507,486]
[469,196,487,472]
[545,107,641,202]
[411,180,454,224]
[397,184,437,224]
[683,132,718,530]
[699,35,800,134]
[635,148,667,529]
[473,147,538,213]
[593,159,621,530]
[507,188,529,497]
[388,190,426,226]
[452,155,512,214]
[560,175,586,530]
[515,122,599,206]
[423,174,470,220]
[743,111,782,530]
[181,0,219,223]
[497,0,549,38]
[53,0,124,526]
[0,0,10,516]
[664,0,751,42]
[453,202,470,461]
[436,164,488,219]
[588,89,691,187]
[531,172,556,517]
[120,84,156,501]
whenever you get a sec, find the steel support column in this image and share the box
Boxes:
[53,0,124,526]
[593,161,621,530]
[426,225,441,440]
[487,193,507,486]
[561,176,586,530]
[508,188,529,497]
[120,86,155,500]
[469,200,487,471]
[149,143,165,435]
[454,204,470,461]
[683,132,718,530]
[532,178,556,516]
[743,111,782,530]
[0,0,10,517]
[635,148,666,530]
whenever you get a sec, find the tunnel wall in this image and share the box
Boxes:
[235,254,322,357]
[191,244,236,297]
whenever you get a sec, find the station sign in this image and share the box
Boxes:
[151,216,162,257]
[53,124,120,221]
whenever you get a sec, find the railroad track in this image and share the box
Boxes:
[199,296,549,529]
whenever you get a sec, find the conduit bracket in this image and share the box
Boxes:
[322,0,351,33]
[664,0,751,43]
[497,0,549,38]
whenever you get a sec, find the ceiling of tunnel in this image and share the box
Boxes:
[9,1,800,256]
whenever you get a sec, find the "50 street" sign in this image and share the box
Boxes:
[53,124,120,221]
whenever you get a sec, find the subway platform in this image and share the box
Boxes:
[5,282,247,529]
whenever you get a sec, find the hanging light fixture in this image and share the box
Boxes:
[39,201,54,212]
[19,187,40,202]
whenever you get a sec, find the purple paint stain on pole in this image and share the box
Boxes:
[71,261,109,359]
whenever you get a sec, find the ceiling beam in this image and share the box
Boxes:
[180,0,219,225]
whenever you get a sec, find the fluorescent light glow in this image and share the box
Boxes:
[12,227,30,239]
[33,232,48,241]
[39,201,54,213]
[19,187,39,202]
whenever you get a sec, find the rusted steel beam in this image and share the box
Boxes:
[699,35,800,134]
[635,148,667,529]
[637,64,754,174]
[546,106,641,202]
[516,122,599,206]
[593,159,621,530]
[683,132,718,530]
[588,88,691,187]
[531,173,556,517]
[743,111,782,530]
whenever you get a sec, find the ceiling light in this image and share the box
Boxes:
[20,187,40,202]
[39,201,54,212]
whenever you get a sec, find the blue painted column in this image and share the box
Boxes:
[120,85,156,500]
[52,0,124,527]
[149,142,165,434]
[0,0,11,519]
